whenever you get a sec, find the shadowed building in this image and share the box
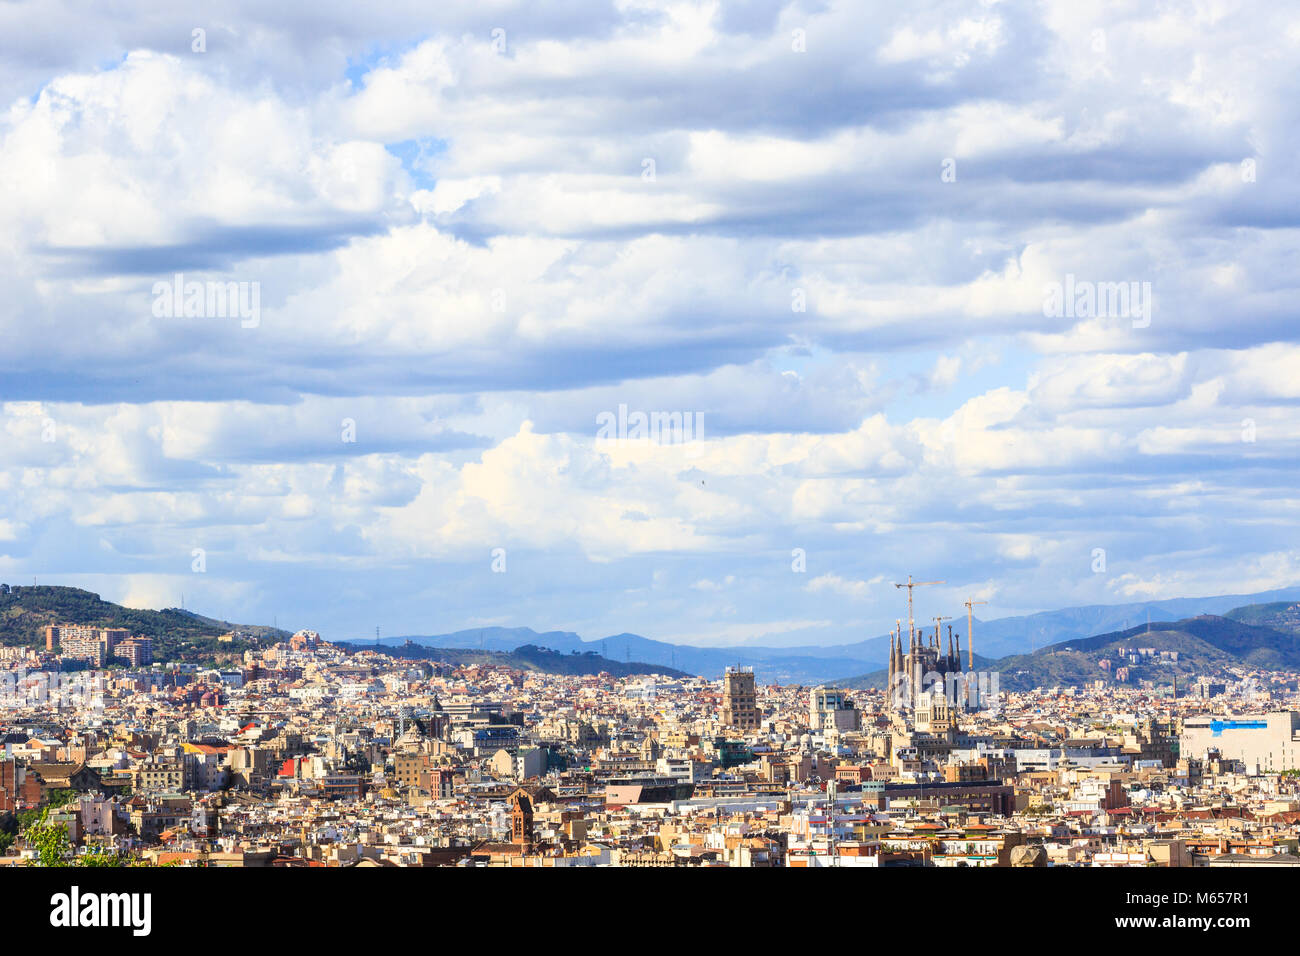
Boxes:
[722,666,758,729]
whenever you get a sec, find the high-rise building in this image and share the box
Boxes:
[721,666,758,729]
[116,637,153,667]
[49,625,129,666]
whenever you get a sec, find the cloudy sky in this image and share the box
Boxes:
[1,0,1297,647]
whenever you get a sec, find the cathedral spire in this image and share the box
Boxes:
[888,631,897,709]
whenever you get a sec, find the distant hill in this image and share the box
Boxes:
[837,610,1300,692]
[12,582,1300,687]
[0,585,288,664]
[988,614,1300,691]
[375,627,864,683]
[817,586,1300,670]
[1225,601,1300,634]
[167,608,292,643]
[341,640,690,679]
[383,584,1300,684]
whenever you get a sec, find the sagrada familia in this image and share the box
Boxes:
[886,576,979,715]
[887,618,967,713]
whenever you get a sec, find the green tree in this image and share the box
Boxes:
[0,811,15,854]
[23,808,73,867]
[22,808,130,867]
[45,787,80,810]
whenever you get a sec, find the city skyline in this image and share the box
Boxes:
[5,0,1300,907]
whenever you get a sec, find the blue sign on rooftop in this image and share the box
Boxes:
[1209,720,1268,736]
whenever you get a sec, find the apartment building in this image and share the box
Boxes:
[45,625,130,666]
[722,667,758,730]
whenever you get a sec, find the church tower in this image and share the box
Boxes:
[510,790,534,847]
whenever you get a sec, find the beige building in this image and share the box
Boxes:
[809,687,859,733]
[721,667,758,729]
[1181,712,1300,773]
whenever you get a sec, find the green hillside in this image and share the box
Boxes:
[1225,601,1300,634]
[0,585,280,664]
[992,615,1300,691]
[836,613,1300,692]
[347,640,692,678]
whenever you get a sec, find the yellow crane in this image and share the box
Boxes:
[894,575,944,645]
[932,615,951,646]
[964,598,988,670]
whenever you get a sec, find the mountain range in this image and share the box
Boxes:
[8,583,1300,686]
[340,641,690,679]
[844,604,1300,692]
[379,586,1300,685]
[989,613,1300,692]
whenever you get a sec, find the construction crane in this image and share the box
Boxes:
[894,575,944,645]
[964,598,988,670]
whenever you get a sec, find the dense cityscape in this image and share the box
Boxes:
[5,595,1300,870]
[2,0,1292,936]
